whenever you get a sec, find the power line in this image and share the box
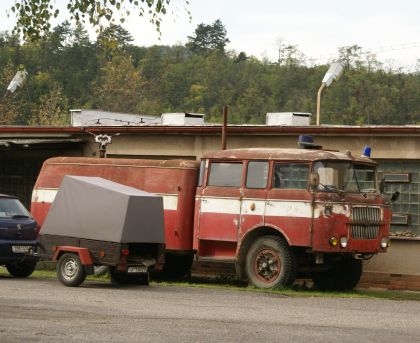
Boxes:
[309,41,420,64]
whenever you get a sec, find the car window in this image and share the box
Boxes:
[0,198,31,218]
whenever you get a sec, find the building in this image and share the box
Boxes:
[0,122,419,289]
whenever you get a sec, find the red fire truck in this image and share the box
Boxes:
[31,145,392,290]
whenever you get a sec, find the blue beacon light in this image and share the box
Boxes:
[362,146,371,157]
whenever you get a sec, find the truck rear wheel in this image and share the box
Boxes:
[312,255,362,291]
[57,253,86,287]
[6,260,37,278]
[245,235,297,288]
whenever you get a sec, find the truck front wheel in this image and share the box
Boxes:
[312,255,362,291]
[245,235,297,288]
[6,260,37,278]
[57,253,86,287]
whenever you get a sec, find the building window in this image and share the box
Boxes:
[246,161,269,189]
[272,163,309,189]
[378,161,420,236]
[383,173,410,183]
[391,214,409,225]
[208,162,243,187]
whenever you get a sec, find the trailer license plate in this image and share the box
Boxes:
[12,245,31,253]
[127,266,147,273]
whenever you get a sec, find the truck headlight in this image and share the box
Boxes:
[380,237,390,249]
[340,236,348,248]
[329,237,338,247]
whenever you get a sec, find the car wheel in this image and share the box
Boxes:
[6,260,37,278]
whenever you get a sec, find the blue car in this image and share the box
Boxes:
[0,194,38,277]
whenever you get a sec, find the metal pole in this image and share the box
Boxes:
[316,83,326,126]
[222,105,228,150]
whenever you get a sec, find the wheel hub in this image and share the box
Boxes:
[255,249,281,283]
[62,259,78,280]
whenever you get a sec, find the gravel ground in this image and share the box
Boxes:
[0,275,419,343]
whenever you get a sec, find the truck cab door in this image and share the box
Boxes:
[239,161,269,239]
[195,161,244,260]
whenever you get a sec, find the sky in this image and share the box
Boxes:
[1,0,419,70]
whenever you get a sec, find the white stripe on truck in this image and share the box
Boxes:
[32,188,179,211]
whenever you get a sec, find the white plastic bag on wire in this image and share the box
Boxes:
[7,69,28,93]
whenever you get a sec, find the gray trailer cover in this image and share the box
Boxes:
[40,176,164,244]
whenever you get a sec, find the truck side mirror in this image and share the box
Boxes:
[310,172,319,190]
[391,191,400,202]
[380,178,399,202]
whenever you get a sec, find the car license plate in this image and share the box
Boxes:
[12,245,31,253]
[127,266,147,273]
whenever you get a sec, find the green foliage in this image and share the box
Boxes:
[92,53,142,113]
[10,0,188,41]
[187,19,230,55]
[0,21,419,126]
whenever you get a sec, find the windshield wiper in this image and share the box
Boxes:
[318,183,343,194]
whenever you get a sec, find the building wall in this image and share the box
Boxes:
[87,133,420,160]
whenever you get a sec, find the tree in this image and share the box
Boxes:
[187,19,230,54]
[96,24,134,60]
[92,53,141,113]
[29,83,69,125]
[0,62,21,124]
[10,0,189,41]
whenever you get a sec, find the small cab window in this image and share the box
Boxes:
[246,161,269,189]
[198,160,206,186]
[273,163,309,189]
[208,162,243,187]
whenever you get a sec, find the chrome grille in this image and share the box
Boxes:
[350,207,381,240]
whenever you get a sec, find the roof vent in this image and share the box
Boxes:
[266,112,311,126]
[161,112,205,125]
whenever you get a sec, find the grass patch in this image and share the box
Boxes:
[1,267,419,301]
[152,275,420,301]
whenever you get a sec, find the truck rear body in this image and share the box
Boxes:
[32,157,198,253]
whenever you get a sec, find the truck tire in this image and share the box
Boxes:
[57,253,86,287]
[162,253,193,279]
[245,235,297,288]
[6,260,37,278]
[312,255,362,291]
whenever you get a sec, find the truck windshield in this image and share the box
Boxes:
[313,161,377,193]
[0,198,31,219]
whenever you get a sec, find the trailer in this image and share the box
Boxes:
[37,175,165,287]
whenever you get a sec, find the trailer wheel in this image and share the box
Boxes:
[245,235,297,288]
[6,260,37,278]
[312,255,362,291]
[57,253,86,287]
